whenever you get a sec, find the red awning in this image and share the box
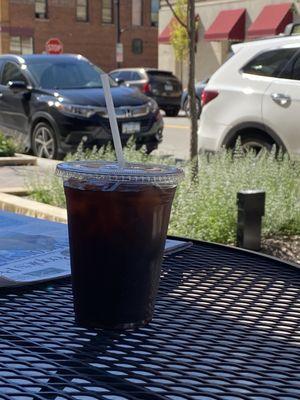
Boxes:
[204,8,246,41]
[248,3,293,38]
[158,18,176,44]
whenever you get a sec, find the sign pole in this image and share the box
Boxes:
[114,0,121,68]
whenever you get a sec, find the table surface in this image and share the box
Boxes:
[0,240,300,400]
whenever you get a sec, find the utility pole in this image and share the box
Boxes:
[0,0,10,54]
[114,0,122,68]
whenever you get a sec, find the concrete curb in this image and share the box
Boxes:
[0,192,67,223]
[0,153,37,166]
[0,155,66,222]
[0,187,29,196]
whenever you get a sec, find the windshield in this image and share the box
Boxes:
[26,58,117,89]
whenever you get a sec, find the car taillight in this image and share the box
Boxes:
[142,83,152,93]
[201,90,219,106]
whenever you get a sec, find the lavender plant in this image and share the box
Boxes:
[27,143,300,243]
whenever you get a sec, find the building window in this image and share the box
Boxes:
[151,0,159,27]
[22,37,34,54]
[10,37,21,54]
[10,36,33,55]
[132,0,142,26]
[35,0,48,19]
[132,38,143,54]
[76,0,88,21]
[102,0,113,24]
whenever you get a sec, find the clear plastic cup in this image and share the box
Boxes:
[56,161,184,329]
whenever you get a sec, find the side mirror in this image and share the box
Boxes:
[8,81,29,93]
[115,78,125,86]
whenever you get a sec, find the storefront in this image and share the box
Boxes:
[159,0,300,86]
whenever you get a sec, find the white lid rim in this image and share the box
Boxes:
[56,161,184,185]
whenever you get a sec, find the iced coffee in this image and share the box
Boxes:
[56,161,183,329]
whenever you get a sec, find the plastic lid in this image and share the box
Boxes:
[56,160,184,186]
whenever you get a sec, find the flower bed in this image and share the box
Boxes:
[26,143,300,264]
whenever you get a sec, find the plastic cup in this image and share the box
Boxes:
[56,160,184,329]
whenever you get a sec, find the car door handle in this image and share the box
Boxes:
[271,93,291,106]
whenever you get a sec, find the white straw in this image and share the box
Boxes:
[101,73,125,169]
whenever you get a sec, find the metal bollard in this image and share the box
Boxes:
[236,190,265,251]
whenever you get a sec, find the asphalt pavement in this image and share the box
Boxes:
[156,113,190,160]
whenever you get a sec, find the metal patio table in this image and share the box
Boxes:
[0,239,300,400]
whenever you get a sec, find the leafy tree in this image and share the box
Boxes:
[165,0,198,177]
[170,0,188,62]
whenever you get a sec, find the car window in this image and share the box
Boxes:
[0,60,5,80]
[289,55,300,80]
[147,70,173,79]
[1,62,27,85]
[26,59,117,89]
[131,71,142,80]
[242,48,299,78]
[147,70,172,76]
[147,70,181,86]
[118,71,133,80]
[110,71,120,80]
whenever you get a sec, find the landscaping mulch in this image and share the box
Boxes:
[261,235,300,266]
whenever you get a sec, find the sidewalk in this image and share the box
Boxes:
[0,158,58,193]
[0,157,66,223]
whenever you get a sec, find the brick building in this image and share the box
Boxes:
[0,0,159,71]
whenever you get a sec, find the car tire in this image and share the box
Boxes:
[32,122,60,160]
[165,107,180,117]
[232,133,276,155]
[183,97,201,118]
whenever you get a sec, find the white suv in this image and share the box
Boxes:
[198,35,300,159]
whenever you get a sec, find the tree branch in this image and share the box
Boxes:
[164,0,188,30]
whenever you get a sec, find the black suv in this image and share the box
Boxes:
[0,55,163,159]
[109,68,182,117]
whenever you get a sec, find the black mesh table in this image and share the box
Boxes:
[0,239,300,400]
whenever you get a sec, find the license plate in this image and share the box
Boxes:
[122,122,140,134]
[165,84,173,91]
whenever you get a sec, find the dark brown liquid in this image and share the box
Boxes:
[64,180,176,329]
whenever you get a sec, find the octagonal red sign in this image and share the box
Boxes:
[45,38,63,54]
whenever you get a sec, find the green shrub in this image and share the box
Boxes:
[28,141,176,206]
[0,133,16,157]
[170,149,300,242]
[26,142,300,244]
[28,172,66,207]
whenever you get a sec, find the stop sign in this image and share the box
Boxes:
[45,38,63,54]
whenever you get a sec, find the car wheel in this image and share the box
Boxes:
[183,97,201,118]
[32,122,59,159]
[165,107,180,117]
[233,133,276,155]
